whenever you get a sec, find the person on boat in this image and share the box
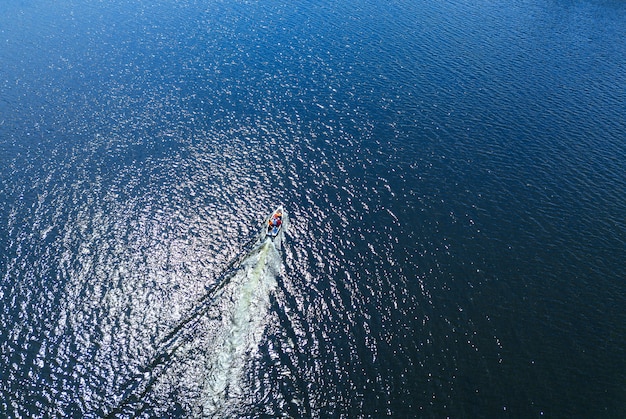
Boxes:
[268,219,274,232]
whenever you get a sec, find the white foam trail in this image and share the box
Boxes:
[201,238,281,417]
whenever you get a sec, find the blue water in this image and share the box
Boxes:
[1,0,625,417]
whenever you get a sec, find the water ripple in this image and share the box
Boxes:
[2,0,626,417]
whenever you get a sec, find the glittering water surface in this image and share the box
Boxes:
[1,0,625,417]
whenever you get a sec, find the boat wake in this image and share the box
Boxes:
[102,209,286,418]
[200,238,281,417]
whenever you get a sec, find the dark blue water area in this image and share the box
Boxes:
[1,0,626,417]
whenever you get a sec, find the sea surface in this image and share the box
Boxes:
[1,0,625,417]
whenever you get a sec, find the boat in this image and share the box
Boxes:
[266,206,284,238]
